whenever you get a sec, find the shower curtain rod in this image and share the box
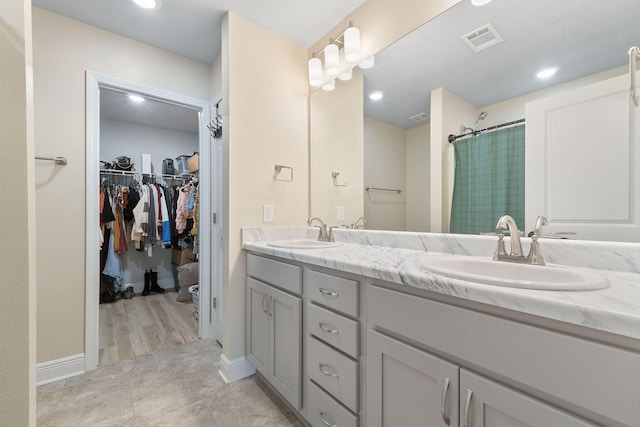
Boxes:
[448,118,525,143]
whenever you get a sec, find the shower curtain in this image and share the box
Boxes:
[449,124,525,235]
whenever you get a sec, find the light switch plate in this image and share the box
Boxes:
[263,204,274,223]
[337,206,345,221]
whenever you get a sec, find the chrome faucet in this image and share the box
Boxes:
[307,217,331,241]
[351,216,366,229]
[496,215,523,256]
[494,215,546,265]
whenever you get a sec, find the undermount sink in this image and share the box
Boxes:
[267,239,342,249]
[421,256,609,291]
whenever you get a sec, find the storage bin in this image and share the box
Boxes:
[188,285,199,319]
[175,155,190,175]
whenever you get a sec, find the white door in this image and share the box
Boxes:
[526,72,640,241]
[210,102,224,344]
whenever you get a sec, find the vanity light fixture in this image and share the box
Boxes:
[471,0,492,5]
[338,69,353,81]
[322,80,336,92]
[536,67,558,79]
[358,55,375,70]
[308,22,363,88]
[132,0,157,8]
[128,94,145,103]
[369,91,384,101]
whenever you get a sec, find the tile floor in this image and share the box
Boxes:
[37,339,304,426]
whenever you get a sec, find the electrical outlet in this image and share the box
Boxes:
[337,206,345,221]
[263,204,274,223]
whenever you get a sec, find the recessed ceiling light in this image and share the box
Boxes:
[369,91,384,101]
[536,67,558,79]
[133,0,157,9]
[128,94,145,103]
[471,0,492,6]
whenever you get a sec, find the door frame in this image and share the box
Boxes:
[85,71,212,370]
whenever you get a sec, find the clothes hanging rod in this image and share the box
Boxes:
[35,156,67,165]
[366,186,402,194]
[99,169,193,179]
[448,118,525,143]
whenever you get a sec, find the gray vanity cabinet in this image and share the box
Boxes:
[246,254,302,410]
[460,369,593,427]
[367,330,459,427]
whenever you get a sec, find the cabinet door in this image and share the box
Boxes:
[247,277,270,376]
[460,369,595,427]
[367,330,459,427]
[269,285,302,410]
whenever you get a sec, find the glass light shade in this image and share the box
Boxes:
[344,27,361,62]
[324,44,340,76]
[133,0,157,8]
[358,55,375,69]
[338,69,353,81]
[322,80,336,92]
[308,58,323,87]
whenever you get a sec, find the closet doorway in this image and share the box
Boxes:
[85,72,220,370]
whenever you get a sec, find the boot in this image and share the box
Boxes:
[149,270,164,294]
[142,269,150,296]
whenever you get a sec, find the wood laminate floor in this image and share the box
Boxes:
[99,291,199,366]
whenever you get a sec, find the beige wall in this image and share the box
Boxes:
[0,0,36,424]
[310,73,364,226]
[222,13,309,360]
[406,123,430,231]
[32,8,211,363]
[363,117,406,230]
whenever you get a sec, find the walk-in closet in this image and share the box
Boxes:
[98,87,201,366]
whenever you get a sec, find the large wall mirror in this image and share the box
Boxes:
[310,0,640,241]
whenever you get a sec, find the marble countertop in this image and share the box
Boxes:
[243,228,640,342]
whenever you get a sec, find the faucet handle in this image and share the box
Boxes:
[527,235,546,265]
[493,234,507,260]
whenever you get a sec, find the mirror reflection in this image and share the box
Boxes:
[311,0,640,241]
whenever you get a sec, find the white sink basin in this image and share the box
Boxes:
[422,256,609,291]
[267,239,342,249]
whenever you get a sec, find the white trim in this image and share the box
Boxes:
[218,354,256,384]
[85,71,210,371]
[36,354,85,386]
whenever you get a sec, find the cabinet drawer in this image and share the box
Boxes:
[307,303,359,358]
[307,380,358,427]
[308,337,358,413]
[305,269,358,317]
[247,253,302,295]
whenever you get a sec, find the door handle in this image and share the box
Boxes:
[319,412,337,427]
[261,294,268,314]
[319,288,339,297]
[463,389,473,427]
[319,363,339,378]
[319,322,339,334]
[441,377,451,425]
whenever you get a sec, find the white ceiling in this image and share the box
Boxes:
[31,0,365,64]
[363,0,640,128]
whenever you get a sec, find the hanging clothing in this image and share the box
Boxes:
[156,184,172,247]
[102,225,124,291]
[176,184,194,234]
[131,185,150,250]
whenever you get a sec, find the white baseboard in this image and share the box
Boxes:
[217,354,256,384]
[36,353,85,386]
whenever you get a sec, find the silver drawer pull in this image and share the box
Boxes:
[319,411,338,427]
[441,377,451,426]
[319,322,339,334]
[463,389,473,427]
[319,288,339,297]
[319,363,339,378]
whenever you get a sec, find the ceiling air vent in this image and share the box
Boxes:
[461,23,504,53]
[409,112,430,123]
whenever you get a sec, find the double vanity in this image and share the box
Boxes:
[243,226,640,427]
